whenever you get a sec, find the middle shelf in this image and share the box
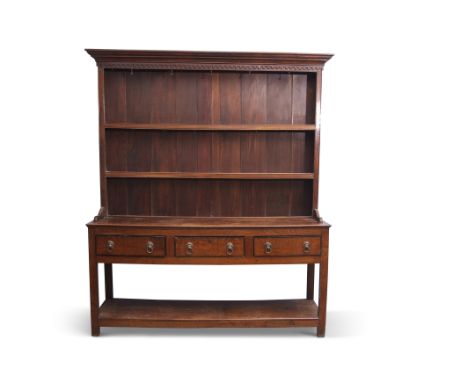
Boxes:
[104,123,316,131]
[105,171,314,180]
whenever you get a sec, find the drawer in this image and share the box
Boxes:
[96,235,165,256]
[254,236,321,257]
[175,237,244,257]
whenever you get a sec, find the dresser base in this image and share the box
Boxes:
[87,219,329,337]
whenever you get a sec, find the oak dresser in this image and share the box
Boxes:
[86,49,332,336]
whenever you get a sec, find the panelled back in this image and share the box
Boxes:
[103,70,317,218]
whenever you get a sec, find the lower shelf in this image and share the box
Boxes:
[99,298,319,328]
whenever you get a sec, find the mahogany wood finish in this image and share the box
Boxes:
[86,49,332,337]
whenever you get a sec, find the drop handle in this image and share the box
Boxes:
[264,242,272,254]
[186,242,193,255]
[226,242,234,256]
[303,241,310,252]
[106,240,115,252]
[146,241,154,254]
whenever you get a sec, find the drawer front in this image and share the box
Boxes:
[175,237,244,257]
[254,236,321,257]
[96,235,165,257]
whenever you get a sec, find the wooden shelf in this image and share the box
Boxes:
[105,171,314,180]
[99,298,319,328]
[104,123,316,131]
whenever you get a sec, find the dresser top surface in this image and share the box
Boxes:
[87,216,330,229]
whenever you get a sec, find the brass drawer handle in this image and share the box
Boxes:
[264,241,272,254]
[146,241,154,254]
[226,242,234,256]
[186,242,193,255]
[303,241,310,252]
[106,240,115,252]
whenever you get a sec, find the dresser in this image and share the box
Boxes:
[86,49,332,336]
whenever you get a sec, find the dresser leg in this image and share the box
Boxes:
[317,325,325,337]
[88,231,100,336]
[91,323,100,337]
[306,264,315,300]
[104,263,114,300]
[317,231,329,337]
[317,260,328,337]
[89,259,100,336]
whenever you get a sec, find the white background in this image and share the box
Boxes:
[1,0,467,380]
